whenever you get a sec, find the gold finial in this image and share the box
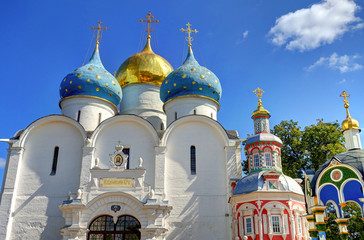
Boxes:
[139,11,159,39]
[180,22,198,47]
[91,20,108,46]
[340,91,359,131]
[253,87,264,107]
[340,90,350,109]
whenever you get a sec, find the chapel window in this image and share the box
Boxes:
[98,113,102,125]
[123,148,130,169]
[253,152,260,168]
[191,146,196,175]
[193,109,196,115]
[161,123,164,130]
[245,217,253,234]
[88,215,141,240]
[175,112,177,120]
[271,215,281,233]
[77,110,81,122]
[297,216,302,234]
[265,150,272,167]
[50,146,59,175]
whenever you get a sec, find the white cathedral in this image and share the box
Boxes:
[0,18,244,240]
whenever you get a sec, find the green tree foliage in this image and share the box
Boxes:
[325,202,340,240]
[272,120,304,178]
[302,119,346,172]
[343,202,364,240]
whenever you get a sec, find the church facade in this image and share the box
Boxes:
[304,92,364,240]
[230,90,308,240]
[0,18,243,240]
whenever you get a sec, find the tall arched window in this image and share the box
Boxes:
[191,146,196,175]
[264,149,272,167]
[253,150,260,168]
[77,110,81,122]
[50,146,59,175]
[88,215,141,240]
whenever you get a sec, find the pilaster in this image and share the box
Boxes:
[335,218,349,240]
[79,145,95,187]
[154,146,166,195]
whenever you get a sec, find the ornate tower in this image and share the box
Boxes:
[230,88,307,240]
[116,12,173,130]
[245,88,282,173]
[59,21,122,131]
[340,91,361,150]
[160,23,222,125]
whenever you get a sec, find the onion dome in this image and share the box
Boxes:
[234,171,303,195]
[340,91,359,131]
[342,107,359,131]
[59,43,122,107]
[115,36,173,88]
[160,47,222,103]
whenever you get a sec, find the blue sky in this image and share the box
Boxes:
[1,0,364,186]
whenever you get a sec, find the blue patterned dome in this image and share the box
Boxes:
[160,47,222,103]
[60,44,122,107]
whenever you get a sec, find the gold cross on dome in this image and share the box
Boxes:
[253,87,264,99]
[180,22,198,47]
[139,11,159,38]
[91,20,108,44]
[340,90,350,108]
[253,87,264,107]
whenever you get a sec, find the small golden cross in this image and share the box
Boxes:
[139,11,159,37]
[180,22,198,47]
[253,87,264,99]
[91,20,108,44]
[340,90,350,108]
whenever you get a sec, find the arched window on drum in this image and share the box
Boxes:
[253,149,260,168]
[264,148,272,167]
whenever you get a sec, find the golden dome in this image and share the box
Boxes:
[116,37,173,88]
[342,115,359,131]
[340,91,359,131]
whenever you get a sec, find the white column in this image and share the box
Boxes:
[79,146,95,188]
[0,146,24,240]
[343,129,362,150]
[154,146,166,195]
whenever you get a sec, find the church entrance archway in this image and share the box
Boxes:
[88,215,141,240]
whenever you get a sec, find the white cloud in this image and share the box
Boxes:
[243,30,249,39]
[0,158,6,168]
[268,0,362,51]
[338,79,347,84]
[236,30,249,45]
[307,53,363,73]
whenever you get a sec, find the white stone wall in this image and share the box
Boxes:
[60,97,117,131]
[5,117,84,240]
[91,116,159,188]
[0,112,241,240]
[163,117,233,240]
[119,84,166,130]
[164,96,219,126]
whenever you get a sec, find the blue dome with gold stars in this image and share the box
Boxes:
[160,47,221,103]
[59,44,122,107]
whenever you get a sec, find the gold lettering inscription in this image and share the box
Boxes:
[100,178,134,188]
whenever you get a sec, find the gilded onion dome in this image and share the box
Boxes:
[340,91,359,131]
[59,43,122,107]
[115,37,173,88]
[160,47,222,103]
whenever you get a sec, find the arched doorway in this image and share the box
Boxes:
[88,215,141,240]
